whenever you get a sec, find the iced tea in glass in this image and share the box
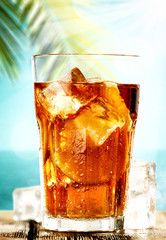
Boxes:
[32,54,140,231]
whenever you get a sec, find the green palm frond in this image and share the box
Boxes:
[0,0,66,82]
[0,0,25,81]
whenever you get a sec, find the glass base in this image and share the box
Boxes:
[42,214,124,232]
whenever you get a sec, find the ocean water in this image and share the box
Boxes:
[0,151,40,210]
[0,150,165,210]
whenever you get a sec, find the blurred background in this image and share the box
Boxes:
[0,0,166,210]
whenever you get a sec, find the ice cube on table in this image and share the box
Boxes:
[129,160,156,194]
[125,160,156,229]
[13,186,41,223]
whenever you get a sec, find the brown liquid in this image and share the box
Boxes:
[34,81,139,218]
[118,83,140,123]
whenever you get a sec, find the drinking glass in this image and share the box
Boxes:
[32,54,140,231]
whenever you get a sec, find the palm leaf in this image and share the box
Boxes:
[20,1,34,24]
[0,0,24,81]
[0,0,67,82]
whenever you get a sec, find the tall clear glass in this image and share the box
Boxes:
[32,54,140,232]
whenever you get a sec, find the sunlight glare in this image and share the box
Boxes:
[145,0,166,25]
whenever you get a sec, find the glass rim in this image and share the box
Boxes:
[33,80,140,87]
[32,53,140,60]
